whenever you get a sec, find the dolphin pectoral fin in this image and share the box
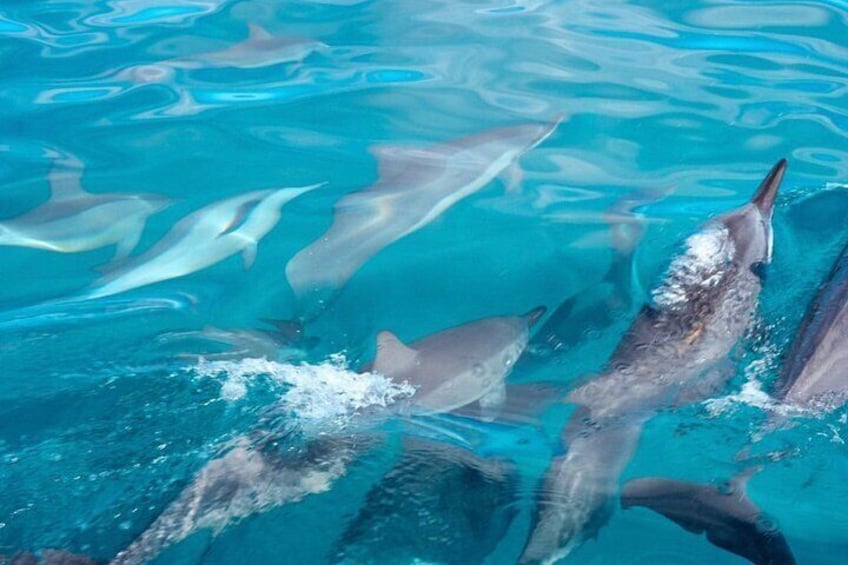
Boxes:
[524,305,548,328]
[373,331,419,375]
[246,23,273,41]
[621,477,796,565]
[241,243,257,270]
[501,161,524,193]
[477,382,507,421]
[112,223,144,262]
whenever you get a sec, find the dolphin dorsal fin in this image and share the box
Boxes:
[247,23,273,41]
[373,331,418,375]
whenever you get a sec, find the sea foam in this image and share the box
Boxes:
[191,354,416,427]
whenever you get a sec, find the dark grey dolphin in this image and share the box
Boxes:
[285,118,560,318]
[335,437,520,565]
[619,215,848,565]
[521,160,787,563]
[621,474,795,565]
[0,152,169,259]
[774,236,848,411]
[528,185,669,359]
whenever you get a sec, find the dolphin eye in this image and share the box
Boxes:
[472,363,485,376]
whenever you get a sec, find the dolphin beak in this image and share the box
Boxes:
[751,159,787,218]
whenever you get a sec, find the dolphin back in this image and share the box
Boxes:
[775,238,848,405]
[621,477,796,565]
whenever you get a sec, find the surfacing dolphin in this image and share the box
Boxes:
[107,306,545,564]
[285,118,560,319]
[619,217,848,565]
[0,151,169,259]
[520,160,787,563]
[86,184,321,300]
[366,306,547,416]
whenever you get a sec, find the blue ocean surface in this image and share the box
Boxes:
[1,0,847,563]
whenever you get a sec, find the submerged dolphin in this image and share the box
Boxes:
[336,437,520,565]
[0,152,169,259]
[157,320,315,362]
[165,24,327,71]
[620,473,795,565]
[109,435,363,565]
[285,118,560,318]
[121,24,327,85]
[107,307,544,564]
[86,184,321,300]
[528,186,668,359]
[521,160,787,563]
[367,306,547,416]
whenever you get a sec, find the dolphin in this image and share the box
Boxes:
[156,320,315,362]
[0,152,169,259]
[106,306,545,564]
[109,435,364,565]
[773,235,848,411]
[165,24,327,71]
[520,160,787,563]
[86,184,322,300]
[366,306,547,416]
[618,214,848,565]
[120,24,327,86]
[335,437,520,565]
[285,118,560,318]
[620,473,795,565]
[528,186,669,359]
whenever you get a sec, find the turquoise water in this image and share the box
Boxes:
[1,0,848,563]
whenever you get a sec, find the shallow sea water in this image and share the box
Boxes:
[1,0,847,563]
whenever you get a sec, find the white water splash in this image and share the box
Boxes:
[653,223,734,309]
[192,354,416,425]
[704,378,778,416]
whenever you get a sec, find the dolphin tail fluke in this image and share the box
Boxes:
[621,475,796,565]
[241,242,257,269]
[751,159,788,218]
[111,222,145,264]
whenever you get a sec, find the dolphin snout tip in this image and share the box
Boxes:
[751,158,787,217]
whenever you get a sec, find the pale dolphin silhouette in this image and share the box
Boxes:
[521,160,787,563]
[0,152,169,260]
[87,184,322,300]
[285,118,560,318]
[118,24,327,88]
